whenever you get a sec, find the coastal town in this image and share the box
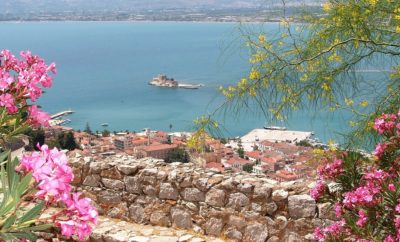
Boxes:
[41,120,320,183]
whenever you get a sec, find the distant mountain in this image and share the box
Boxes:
[0,0,324,13]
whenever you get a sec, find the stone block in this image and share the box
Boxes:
[205,188,225,207]
[244,223,269,242]
[182,188,205,202]
[288,194,316,219]
[159,183,179,200]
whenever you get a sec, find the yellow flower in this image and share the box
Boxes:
[322,2,332,12]
[344,98,353,106]
[249,69,260,80]
[322,83,331,91]
[258,34,266,43]
[360,100,369,107]
[396,26,400,33]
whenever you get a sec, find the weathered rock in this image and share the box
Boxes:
[288,194,316,219]
[129,204,148,223]
[253,184,273,199]
[129,236,149,242]
[266,236,280,242]
[83,174,101,187]
[272,189,288,202]
[89,162,102,174]
[178,234,193,242]
[71,166,82,185]
[102,178,125,190]
[227,215,246,230]
[244,223,269,242]
[98,190,122,205]
[182,188,205,202]
[159,183,179,200]
[103,230,131,242]
[117,164,138,175]
[285,232,301,242]
[275,216,288,230]
[125,176,142,194]
[226,193,250,210]
[101,166,123,179]
[265,202,278,216]
[171,208,192,229]
[207,175,224,186]
[238,183,253,193]
[318,203,337,220]
[194,178,209,191]
[150,211,171,227]
[204,217,224,236]
[224,227,243,241]
[143,185,158,196]
[205,188,225,207]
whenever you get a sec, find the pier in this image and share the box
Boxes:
[50,110,74,119]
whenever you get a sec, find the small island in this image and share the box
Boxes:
[149,74,203,89]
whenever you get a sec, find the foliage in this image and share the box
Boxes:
[0,50,97,241]
[216,0,400,148]
[237,147,245,158]
[57,131,78,151]
[310,111,400,241]
[102,129,110,137]
[24,128,45,151]
[165,148,189,163]
[84,122,92,135]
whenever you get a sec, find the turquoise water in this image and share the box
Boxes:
[0,21,359,141]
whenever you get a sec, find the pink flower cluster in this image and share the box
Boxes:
[19,145,97,241]
[373,113,397,135]
[342,183,381,208]
[313,220,346,242]
[318,158,344,179]
[0,49,53,126]
[310,180,326,200]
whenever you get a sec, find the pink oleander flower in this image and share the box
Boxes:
[374,143,387,159]
[395,202,400,214]
[313,227,325,242]
[384,235,396,242]
[20,145,73,201]
[310,180,326,200]
[27,105,50,127]
[374,114,397,134]
[388,184,396,192]
[317,220,346,240]
[318,158,344,179]
[363,169,389,182]
[334,202,343,218]
[0,93,17,113]
[343,184,380,208]
[356,210,368,227]
[57,192,98,241]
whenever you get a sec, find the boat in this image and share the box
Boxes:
[263,125,287,130]
[101,123,109,127]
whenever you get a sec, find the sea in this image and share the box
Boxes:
[0,21,380,143]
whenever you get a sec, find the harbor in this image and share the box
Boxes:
[49,109,74,126]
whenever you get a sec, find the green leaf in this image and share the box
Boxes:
[18,202,44,224]
[20,223,53,231]
[2,214,16,229]
[0,232,17,240]
[16,173,32,197]
[10,231,37,240]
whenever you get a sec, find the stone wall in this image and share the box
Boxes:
[70,155,333,242]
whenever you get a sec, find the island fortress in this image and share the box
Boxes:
[149,74,203,89]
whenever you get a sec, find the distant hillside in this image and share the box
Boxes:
[1,0,324,13]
